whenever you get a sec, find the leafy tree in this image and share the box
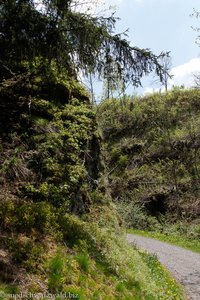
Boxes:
[0,0,169,86]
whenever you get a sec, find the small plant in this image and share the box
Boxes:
[76,253,90,272]
[8,235,45,272]
[0,290,6,300]
[48,252,65,293]
[0,284,19,300]
[116,281,126,292]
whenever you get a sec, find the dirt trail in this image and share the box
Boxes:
[127,234,200,300]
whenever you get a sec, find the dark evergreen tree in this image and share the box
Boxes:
[0,0,169,85]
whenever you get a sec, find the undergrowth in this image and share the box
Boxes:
[1,215,185,300]
[0,67,187,299]
[98,88,200,240]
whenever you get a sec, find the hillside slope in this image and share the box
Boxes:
[98,88,200,238]
[0,65,185,299]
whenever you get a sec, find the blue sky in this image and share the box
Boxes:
[90,0,200,97]
[107,0,199,64]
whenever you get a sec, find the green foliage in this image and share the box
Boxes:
[0,200,58,234]
[0,65,101,212]
[117,201,162,231]
[0,207,185,299]
[56,213,184,299]
[0,284,19,297]
[0,151,31,181]
[0,16,187,298]
[98,89,200,228]
[76,253,91,272]
[138,251,183,300]
[41,214,185,299]
[48,252,66,292]
[0,285,19,300]
[8,235,45,271]
[58,214,93,248]
[0,0,168,87]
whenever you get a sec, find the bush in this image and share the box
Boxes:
[0,200,58,235]
[117,201,162,231]
[8,235,45,271]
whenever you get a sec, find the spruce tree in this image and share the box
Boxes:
[0,0,168,85]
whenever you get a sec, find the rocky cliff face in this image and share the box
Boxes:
[0,65,103,287]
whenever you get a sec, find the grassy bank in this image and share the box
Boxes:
[0,217,186,300]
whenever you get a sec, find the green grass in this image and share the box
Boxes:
[127,228,200,254]
[137,250,185,300]
[0,239,186,300]
[43,216,186,300]
[0,284,19,300]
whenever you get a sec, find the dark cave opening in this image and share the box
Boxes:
[142,193,167,216]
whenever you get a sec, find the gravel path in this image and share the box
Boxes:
[127,234,200,300]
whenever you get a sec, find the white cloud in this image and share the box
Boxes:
[169,58,200,88]
[144,57,200,94]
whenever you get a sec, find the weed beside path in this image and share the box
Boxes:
[127,233,200,300]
